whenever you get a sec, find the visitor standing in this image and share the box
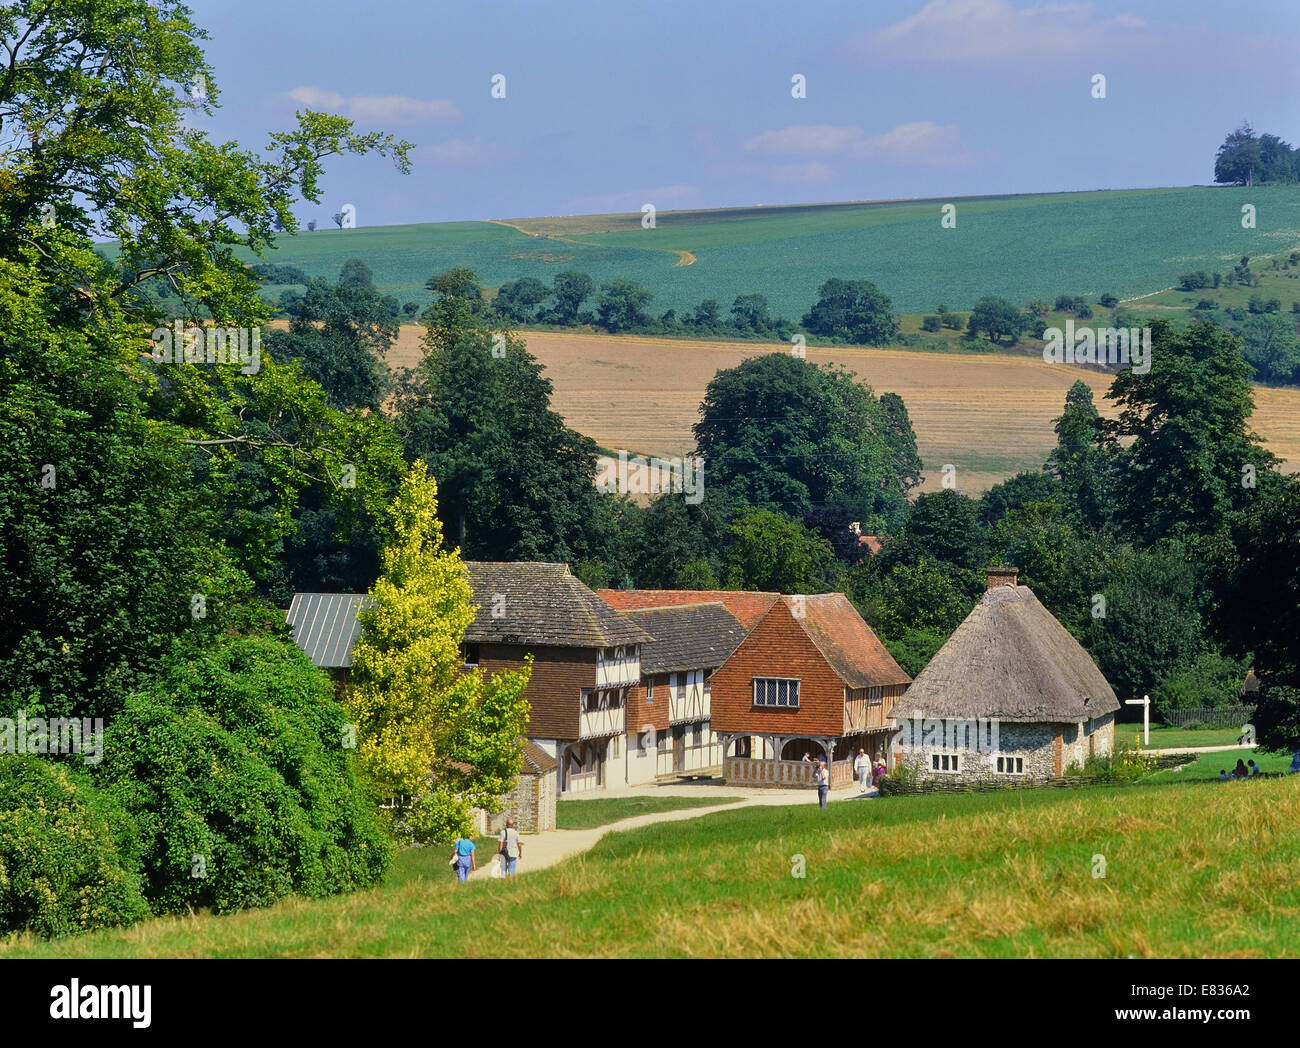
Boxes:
[815,758,829,809]
[498,816,523,876]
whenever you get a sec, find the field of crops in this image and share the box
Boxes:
[384,329,1300,494]
[244,186,1300,318]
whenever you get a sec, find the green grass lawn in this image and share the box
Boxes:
[1144,750,1295,784]
[7,776,1299,958]
[556,795,743,830]
[1132,725,1252,750]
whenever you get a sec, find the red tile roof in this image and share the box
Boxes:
[782,594,911,688]
[597,589,780,632]
[858,535,883,555]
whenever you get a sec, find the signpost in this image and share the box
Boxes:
[1125,694,1151,747]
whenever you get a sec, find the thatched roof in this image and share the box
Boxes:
[465,562,653,649]
[896,583,1119,723]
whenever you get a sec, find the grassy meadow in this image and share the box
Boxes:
[247,187,1300,318]
[556,795,743,830]
[7,775,1298,958]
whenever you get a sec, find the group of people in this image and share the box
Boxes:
[853,749,887,794]
[449,815,524,882]
[1219,758,1262,781]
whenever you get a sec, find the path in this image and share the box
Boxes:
[467,782,874,881]
[1146,743,1255,756]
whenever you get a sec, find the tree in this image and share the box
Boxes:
[967,295,1024,344]
[801,278,897,345]
[1239,314,1300,384]
[730,293,773,334]
[689,299,721,331]
[1047,380,1112,527]
[878,392,924,496]
[692,353,905,525]
[395,270,612,561]
[878,490,986,573]
[550,271,594,325]
[1104,321,1280,544]
[1214,122,1262,186]
[596,279,652,332]
[979,470,1059,527]
[494,277,550,324]
[348,462,531,842]
[720,509,839,593]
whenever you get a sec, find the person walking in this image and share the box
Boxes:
[497,815,523,877]
[815,757,829,810]
[450,834,476,883]
[853,748,870,793]
[873,754,887,786]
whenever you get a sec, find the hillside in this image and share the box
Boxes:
[10,778,1298,958]
[244,187,1300,319]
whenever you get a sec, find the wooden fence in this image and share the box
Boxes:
[1158,704,1255,729]
[724,757,854,788]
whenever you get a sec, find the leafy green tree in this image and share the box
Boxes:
[693,353,904,525]
[1151,651,1251,720]
[549,271,594,325]
[878,392,924,496]
[348,462,531,842]
[979,470,1059,526]
[720,509,839,593]
[395,271,612,561]
[1239,314,1300,384]
[730,293,773,334]
[802,278,897,345]
[494,277,550,324]
[1084,545,1202,699]
[967,295,1025,344]
[1214,122,1261,186]
[689,299,721,331]
[596,279,653,332]
[878,490,986,573]
[1047,380,1112,527]
[1104,321,1280,544]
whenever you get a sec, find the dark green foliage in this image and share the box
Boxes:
[1151,651,1251,719]
[548,271,594,325]
[98,635,392,916]
[966,296,1024,344]
[801,278,897,345]
[978,470,1059,526]
[878,490,986,573]
[1215,123,1299,185]
[921,315,941,332]
[597,279,653,332]
[494,277,550,323]
[0,756,149,938]
[720,508,839,593]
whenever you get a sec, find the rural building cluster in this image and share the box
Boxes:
[287,562,1119,824]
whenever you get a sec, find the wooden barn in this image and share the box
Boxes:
[893,568,1120,782]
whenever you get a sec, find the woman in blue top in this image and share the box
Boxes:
[451,836,476,883]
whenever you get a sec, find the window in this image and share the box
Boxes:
[646,680,654,704]
[461,642,480,667]
[996,756,1024,775]
[930,753,960,773]
[867,686,883,707]
[753,678,800,708]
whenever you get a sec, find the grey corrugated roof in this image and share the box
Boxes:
[286,592,373,668]
[464,562,653,648]
[622,603,749,674]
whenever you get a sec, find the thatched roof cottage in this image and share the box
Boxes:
[892,568,1120,782]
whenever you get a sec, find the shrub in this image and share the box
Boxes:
[1098,293,1119,308]
[941,312,964,330]
[1195,299,1215,310]
[99,635,392,915]
[0,756,149,938]
[921,314,941,332]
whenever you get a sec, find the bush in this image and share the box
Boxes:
[98,635,392,916]
[941,312,964,330]
[921,315,942,332]
[1098,293,1119,308]
[1195,299,1215,310]
[0,756,149,938]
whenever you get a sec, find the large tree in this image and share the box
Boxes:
[801,278,897,345]
[693,353,905,527]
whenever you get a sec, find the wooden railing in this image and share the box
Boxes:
[724,757,854,788]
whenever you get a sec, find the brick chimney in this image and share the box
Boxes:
[986,567,1018,591]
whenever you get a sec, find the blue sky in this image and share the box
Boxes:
[190,0,1300,225]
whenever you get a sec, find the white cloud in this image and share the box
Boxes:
[744,122,968,168]
[849,0,1154,63]
[287,86,459,123]
[414,137,499,167]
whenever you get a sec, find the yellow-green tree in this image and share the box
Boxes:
[349,460,530,842]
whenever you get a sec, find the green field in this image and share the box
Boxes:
[8,775,1298,958]
[242,187,1300,318]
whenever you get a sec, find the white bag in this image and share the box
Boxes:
[490,854,505,878]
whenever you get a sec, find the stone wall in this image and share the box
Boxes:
[897,721,1057,781]
[470,767,559,835]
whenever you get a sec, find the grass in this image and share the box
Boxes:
[1144,751,1295,784]
[556,795,743,830]
[1133,726,1253,750]
[7,776,1299,958]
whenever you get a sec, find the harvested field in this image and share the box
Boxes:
[383,328,1300,494]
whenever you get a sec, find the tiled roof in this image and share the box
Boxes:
[598,589,780,631]
[465,562,653,648]
[785,594,911,689]
[286,592,372,668]
[621,603,750,674]
[521,739,559,774]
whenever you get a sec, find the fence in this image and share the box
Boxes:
[724,757,854,788]
[1159,704,1255,729]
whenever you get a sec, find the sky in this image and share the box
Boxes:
[188,0,1300,226]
